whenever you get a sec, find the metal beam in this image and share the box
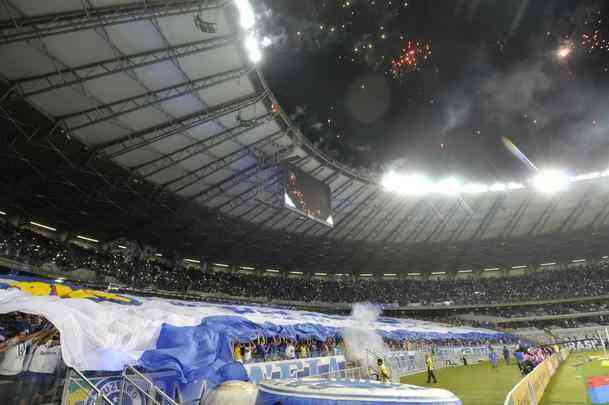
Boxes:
[11,35,236,99]
[528,198,560,236]
[501,194,533,239]
[99,92,264,156]
[557,187,593,233]
[133,114,271,175]
[165,130,285,193]
[425,200,461,242]
[363,198,409,242]
[188,145,294,203]
[0,0,226,45]
[469,195,504,240]
[448,196,484,242]
[403,201,443,243]
[341,194,392,242]
[62,68,247,132]
[382,199,425,243]
[319,189,378,238]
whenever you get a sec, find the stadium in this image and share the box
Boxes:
[1,1,609,404]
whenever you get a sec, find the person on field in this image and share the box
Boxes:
[377,359,390,382]
[503,346,510,365]
[489,348,498,369]
[426,354,437,383]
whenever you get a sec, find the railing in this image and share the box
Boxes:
[504,351,569,405]
[120,365,180,405]
[317,366,368,381]
[62,368,113,405]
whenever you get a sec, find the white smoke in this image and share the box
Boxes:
[343,303,387,366]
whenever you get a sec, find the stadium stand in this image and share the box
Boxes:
[2,218,609,307]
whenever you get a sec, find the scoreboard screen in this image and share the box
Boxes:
[282,163,333,227]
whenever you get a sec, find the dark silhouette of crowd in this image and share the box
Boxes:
[2,220,609,306]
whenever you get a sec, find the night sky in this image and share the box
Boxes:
[258,0,609,183]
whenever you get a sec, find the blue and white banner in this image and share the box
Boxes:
[0,276,510,385]
[245,355,346,385]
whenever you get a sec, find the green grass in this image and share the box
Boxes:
[400,361,522,405]
[541,351,609,405]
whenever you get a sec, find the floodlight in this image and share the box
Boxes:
[532,169,570,193]
[461,183,488,194]
[381,172,433,196]
[234,0,255,29]
[435,177,461,195]
[489,183,507,192]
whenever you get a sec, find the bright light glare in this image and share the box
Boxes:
[532,169,571,193]
[435,177,461,195]
[489,183,507,192]
[234,0,255,29]
[461,183,488,194]
[260,36,272,48]
[381,172,433,196]
[244,33,262,63]
[556,46,571,59]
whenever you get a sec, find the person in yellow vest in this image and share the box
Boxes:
[426,354,437,383]
[233,343,243,363]
[377,359,390,382]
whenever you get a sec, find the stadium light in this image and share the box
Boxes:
[77,235,99,243]
[240,266,255,270]
[484,267,500,271]
[383,273,397,277]
[507,182,525,190]
[260,36,272,48]
[532,169,570,193]
[244,33,262,63]
[155,253,162,257]
[0,210,6,215]
[436,177,462,195]
[489,183,507,192]
[29,221,57,232]
[213,263,229,268]
[360,273,373,277]
[234,0,255,29]
[381,172,433,196]
[511,265,527,269]
[289,271,303,275]
[602,256,609,259]
[461,183,488,194]
[118,245,127,249]
[457,269,473,273]
[184,258,201,264]
[266,268,280,273]
[431,272,446,275]
[314,272,327,276]
[571,258,586,263]
[540,262,556,266]
[407,272,421,276]
[574,172,600,181]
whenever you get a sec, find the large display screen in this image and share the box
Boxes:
[282,163,333,227]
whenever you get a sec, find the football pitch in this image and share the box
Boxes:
[400,352,606,405]
[540,351,606,405]
[400,361,522,405]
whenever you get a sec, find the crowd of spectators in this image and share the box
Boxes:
[3,220,609,306]
[0,313,63,405]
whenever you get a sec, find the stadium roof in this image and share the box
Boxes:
[2,0,609,275]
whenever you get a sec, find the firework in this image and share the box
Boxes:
[390,40,432,78]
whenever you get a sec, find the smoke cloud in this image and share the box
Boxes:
[343,303,387,366]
